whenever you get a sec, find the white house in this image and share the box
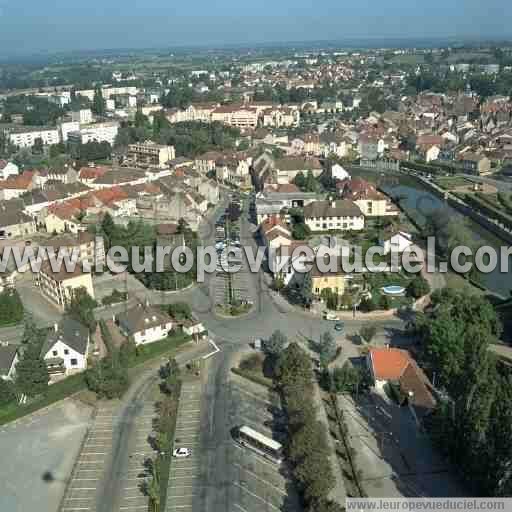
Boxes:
[41,319,90,377]
[0,342,19,380]
[117,304,173,346]
[304,200,365,232]
[0,161,19,180]
[180,317,206,337]
[331,164,350,181]
[381,231,414,255]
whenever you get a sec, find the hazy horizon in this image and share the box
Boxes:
[0,0,511,57]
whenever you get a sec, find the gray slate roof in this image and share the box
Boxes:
[304,200,363,219]
[117,304,171,335]
[41,317,90,357]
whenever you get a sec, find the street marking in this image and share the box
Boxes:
[235,464,286,495]
[233,483,280,510]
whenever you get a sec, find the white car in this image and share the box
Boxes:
[323,312,339,321]
[173,447,191,458]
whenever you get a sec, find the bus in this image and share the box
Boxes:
[236,425,283,464]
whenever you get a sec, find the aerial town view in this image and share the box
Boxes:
[1,1,512,512]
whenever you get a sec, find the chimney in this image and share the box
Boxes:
[54,323,59,333]
[331,200,336,208]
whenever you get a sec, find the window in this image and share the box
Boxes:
[70,358,78,366]
[52,350,58,356]
[64,349,69,355]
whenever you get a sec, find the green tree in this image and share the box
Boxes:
[0,290,24,326]
[85,356,129,399]
[299,271,313,307]
[92,86,105,115]
[15,342,49,398]
[66,287,98,333]
[359,324,377,344]
[407,275,431,299]
[168,302,192,321]
[276,342,313,389]
[0,378,16,406]
[292,223,311,240]
[264,330,287,357]
[318,331,336,366]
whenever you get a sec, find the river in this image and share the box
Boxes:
[353,170,512,298]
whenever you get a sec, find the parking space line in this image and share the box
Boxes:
[235,464,286,495]
[233,483,280,510]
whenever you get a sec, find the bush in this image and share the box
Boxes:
[101,289,127,306]
[407,275,431,299]
[239,353,264,372]
[0,290,24,326]
[0,379,16,406]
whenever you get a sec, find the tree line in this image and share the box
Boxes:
[264,333,342,512]
[413,288,512,495]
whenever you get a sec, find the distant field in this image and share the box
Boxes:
[389,54,425,65]
[445,51,492,63]
[434,176,470,189]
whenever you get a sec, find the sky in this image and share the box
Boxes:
[0,0,510,56]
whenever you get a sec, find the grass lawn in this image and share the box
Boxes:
[434,176,470,190]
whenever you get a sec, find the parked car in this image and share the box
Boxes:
[173,447,191,458]
[334,322,345,332]
[323,312,339,321]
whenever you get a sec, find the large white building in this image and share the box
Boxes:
[304,200,365,232]
[71,109,93,125]
[127,141,176,168]
[7,126,60,148]
[59,120,80,142]
[69,122,119,146]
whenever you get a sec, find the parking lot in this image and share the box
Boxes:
[337,393,465,497]
[0,399,92,512]
[59,401,120,512]
[212,197,254,309]
[115,403,155,512]
[227,375,300,512]
[166,380,204,512]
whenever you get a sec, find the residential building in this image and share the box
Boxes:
[460,153,491,175]
[0,204,37,239]
[127,141,176,168]
[0,161,18,180]
[274,157,323,184]
[59,120,81,143]
[0,342,19,380]
[211,105,259,129]
[255,185,317,223]
[304,200,365,232]
[381,231,414,255]
[7,126,60,148]
[311,256,347,298]
[262,107,300,128]
[47,166,78,185]
[367,347,436,418]
[45,232,106,268]
[117,304,173,346]
[34,261,95,309]
[71,109,93,125]
[337,178,399,217]
[69,122,119,146]
[41,318,90,378]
